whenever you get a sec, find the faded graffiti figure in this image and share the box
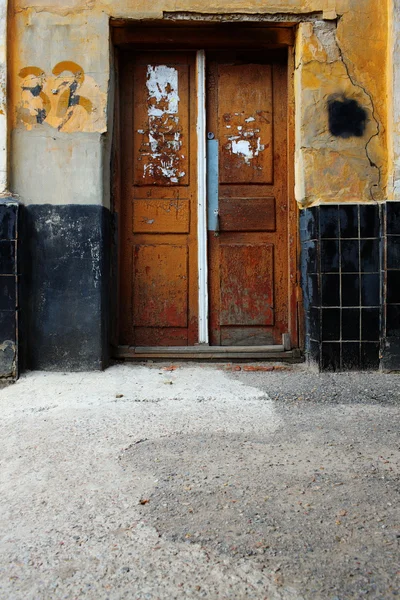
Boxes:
[52,61,93,132]
[17,61,105,133]
[18,66,51,126]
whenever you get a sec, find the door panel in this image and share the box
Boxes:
[219,244,274,326]
[133,244,188,327]
[219,197,276,232]
[207,51,289,346]
[218,63,273,184]
[119,51,198,347]
[133,63,190,186]
[132,199,190,234]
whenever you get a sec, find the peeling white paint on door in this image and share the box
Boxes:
[227,118,265,165]
[138,65,186,184]
[146,65,180,115]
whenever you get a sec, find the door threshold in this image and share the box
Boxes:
[114,345,300,360]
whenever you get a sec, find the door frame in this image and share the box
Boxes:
[111,22,300,356]
[196,50,208,344]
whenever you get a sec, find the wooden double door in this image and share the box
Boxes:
[118,49,295,350]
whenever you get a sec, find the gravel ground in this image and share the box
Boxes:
[0,364,398,600]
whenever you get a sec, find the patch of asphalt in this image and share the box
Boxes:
[122,402,399,600]
[228,369,400,405]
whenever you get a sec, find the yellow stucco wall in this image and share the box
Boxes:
[9,0,389,207]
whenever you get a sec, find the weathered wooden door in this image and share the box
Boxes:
[207,52,290,346]
[119,51,199,346]
[118,49,293,350]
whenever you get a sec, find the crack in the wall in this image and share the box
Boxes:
[333,31,382,201]
[14,5,95,17]
[163,11,325,23]
[296,19,383,203]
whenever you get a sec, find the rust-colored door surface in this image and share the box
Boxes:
[119,51,199,346]
[207,52,290,346]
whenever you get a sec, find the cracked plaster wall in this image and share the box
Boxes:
[8,0,388,208]
[0,0,7,194]
[295,15,386,205]
[389,0,400,201]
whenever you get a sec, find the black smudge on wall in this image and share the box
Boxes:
[328,96,367,138]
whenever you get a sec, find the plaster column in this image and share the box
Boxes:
[0,0,7,193]
[381,0,400,370]
[389,0,400,199]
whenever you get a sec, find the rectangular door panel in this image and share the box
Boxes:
[218,63,273,185]
[134,327,189,347]
[219,197,276,232]
[133,198,190,233]
[219,243,274,326]
[133,244,188,328]
[220,326,275,347]
[133,63,190,187]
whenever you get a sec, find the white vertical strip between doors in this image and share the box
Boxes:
[196,50,209,344]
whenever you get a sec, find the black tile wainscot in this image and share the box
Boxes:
[300,204,383,371]
[382,202,400,369]
[0,198,19,379]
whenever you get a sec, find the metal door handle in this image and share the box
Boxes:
[214,210,220,237]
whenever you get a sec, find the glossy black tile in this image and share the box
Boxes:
[321,274,340,306]
[341,274,360,307]
[321,240,339,273]
[387,270,400,304]
[341,240,360,272]
[342,342,361,370]
[361,342,380,370]
[386,304,400,336]
[360,204,379,238]
[386,202,400,235]
[0,241,16,275]
[0,276,16,311]
[308,340,320,365]
[339,205,359,238]
[0,310,16,341]
[361,273,380,306]
[361,307,380,341]
[302,241,319,274]
[360,239,380,273]
[386,236,400,269]
[300,208,319,242]
[320,205,339,239]
[309,307,321,340]
[321,342,341,371]
[342,308,360,341]
[322,308,340,341]
[0,204,17,240]
[306,274,320,307]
